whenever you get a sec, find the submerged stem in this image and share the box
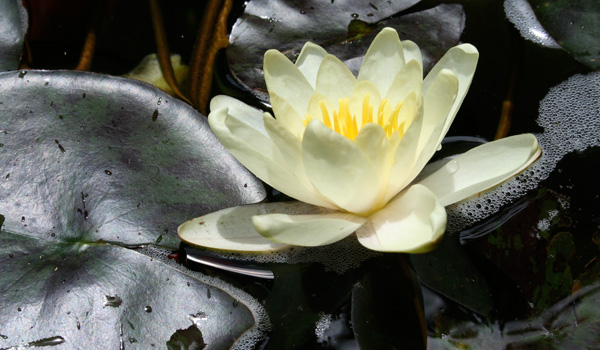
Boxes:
[188,0,232,115]
[398,254,428,349]
[75,0,106,71]
[149,0,192,104]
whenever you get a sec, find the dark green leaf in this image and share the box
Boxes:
[0,233,254,349]
[528,0,600,70]
[0,71,266,348]
[262,263,357,349]
[227,0,465,102]
[0,70,266,248]
[0,0,27,71]
[410,236,493,317]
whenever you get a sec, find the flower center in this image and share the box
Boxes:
[303,93,407,140]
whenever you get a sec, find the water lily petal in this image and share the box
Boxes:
[383,98,424,203]
[385,59,423,107]
[210,95,266,134]
[353,123,396,208]
[208,107,326,207]
[253,208,366,246]
[262,114,336,209]
[416,134,542,206]
[269,91,306,137]
[302,120,381,215]
[178,203,291,251]
[264,49,315,117]
[358,27,405,97]
[356,184,446,253]
[315,54,357,104]
[295,41,329,89]
[420,69,459,149]
[406,69,459,184]
[422,44,479,142]
[400,40,423,70]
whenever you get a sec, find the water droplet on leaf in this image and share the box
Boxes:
[446,159,459,173]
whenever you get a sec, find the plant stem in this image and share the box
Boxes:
[149,0,192,104]
[188,0,232,115]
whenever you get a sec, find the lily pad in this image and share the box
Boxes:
[0,70,267,348]
[0,0,27,71]
[0,70,266,248]
[528,0,600,70]
[0,233,254,349]
[226,0,465,102]
[410,234,493,317]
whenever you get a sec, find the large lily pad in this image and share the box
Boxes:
[0,234,254,349]
[528,0,600,70]
[227,0,465,102]
[0,0,28,71]
[0,70,266,248]
[0,71,267,348]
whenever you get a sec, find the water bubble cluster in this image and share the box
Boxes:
[315,312,332,340]
[448,72,600,233]
[504,0,561,48]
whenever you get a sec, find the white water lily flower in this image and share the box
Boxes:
[178,28,541,253]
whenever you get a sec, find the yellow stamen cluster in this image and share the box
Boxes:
[303,93,406,140]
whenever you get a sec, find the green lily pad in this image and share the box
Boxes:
[0,0,28,71]
[0,233,254,348]
[0,70,266,248]
[226,0,465,102]
[528,0,600,70]
[0,70,267,348]
[410,234,493,317]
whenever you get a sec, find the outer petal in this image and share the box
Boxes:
[211,95,265,133]
[253,209,366,247]
[400,40,423,71]
[315,54,357,104]
[422,44,479,143]
[264,49,315,117]
[302,120,381,215]
[356,184,446,253]
[208,106,327,207]
[178,202,325,252]
[416,134,542,206]
[295,41,329,89]
[357,27,405,97]
[404,69,459,185]
[419,68,459,152]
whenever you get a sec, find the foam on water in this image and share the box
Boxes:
[448,72,600,233]
[504,0,561,49]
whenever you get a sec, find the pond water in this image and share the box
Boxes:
[1,0,599,349]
